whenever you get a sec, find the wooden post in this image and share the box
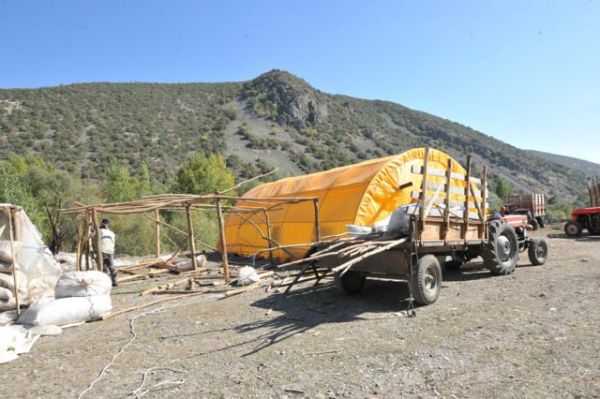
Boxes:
[443,158,452,244]
[216,199,230,283]
[155,209,161,258]
[481,165,488,241]
[92,208,103,271]
[263,209,274,265]
[185,204,198,271]
[463,155,472,242]
[7,208,20,315]
[419,148,431,243]
[76,216,83,271]
[85,212,91,271]
[313,199,321,242]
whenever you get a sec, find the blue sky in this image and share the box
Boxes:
[1,0,599,163]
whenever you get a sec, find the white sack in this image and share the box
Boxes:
[0,240,21,263]
[0,325,40,364]
[237,266,259,286]
[0,287,13,301]
[17,295,112,327]
[346,225,372,237]
[55,271,112,298]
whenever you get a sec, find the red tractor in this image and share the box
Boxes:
[564,176,600,237]
[564,207,600,237]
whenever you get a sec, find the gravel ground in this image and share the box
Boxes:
[1,228,599,398]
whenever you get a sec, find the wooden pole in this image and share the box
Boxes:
[263,209,274,265]
[7,208,20,315]
[155,209,161,258]
[463,155,472,242]
[185,204,198,271]
[419,148,431,244]
[481,165,488,241]
[443,158,452,244]
[313,199,321,242]
[76,216,83,271]
[92,208,103,271]
[216,199,230,283]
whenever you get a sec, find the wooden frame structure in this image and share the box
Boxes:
[63,194,322,283]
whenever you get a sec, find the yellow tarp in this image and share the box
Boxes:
[223,148,469,260]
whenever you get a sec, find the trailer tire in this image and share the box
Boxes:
[564,221,582,238]
[335,271,366,295]
[530,218,539,231]
[410,255,442,305]
[528,239,548,266]
[483,221,519,275]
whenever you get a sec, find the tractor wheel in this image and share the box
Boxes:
[536,216,546,229]
[483,221,519,275]
[564,221,582,238]
[528,239,548,266]
[410,255,442,305]
[335,271,366,295]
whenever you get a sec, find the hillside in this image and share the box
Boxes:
[0,70,589,199]
[526,150,600,178]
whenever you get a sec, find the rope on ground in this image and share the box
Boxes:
[77,296,209,399]
[131,367,187,398]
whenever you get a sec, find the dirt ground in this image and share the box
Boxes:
[1,228,600,398]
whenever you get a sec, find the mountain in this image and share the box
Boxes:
[0,70,590,199]
[526,150,600,178]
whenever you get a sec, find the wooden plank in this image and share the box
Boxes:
[419,148,431,243]
[155,209,161,258]
[185,204,198,271]
[411,165,481,184]
[481,165,488,240]
[443,158,452,244]
[463,155,472,242]
[7,209,20,315]
[313,199,321,242]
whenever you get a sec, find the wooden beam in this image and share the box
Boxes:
[313,199,321,242]
[463,155,472,243]
[481,165,488,240]
[443,158,452,244]
[92,208,103,271]
[216,199,231,283]
[185,204,198,271]
[263,209,274,265]
[155,209,161,258]
[419,148,431,243]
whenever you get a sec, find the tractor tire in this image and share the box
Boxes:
[410,255,442,305]
[564,221,582,238]
[528,239,548,266]
[483,220,519,275]
[335,271,366,295]
[536,216,546,229]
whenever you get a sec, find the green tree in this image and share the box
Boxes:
[494,177,512,200]
[172,153,234,194]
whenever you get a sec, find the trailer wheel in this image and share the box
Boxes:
[335,271,366,295]
[527,239,548,266]
[564,221,582,237]
[483,221,519,275]
[410,255,442,305]
[530,218,539,231]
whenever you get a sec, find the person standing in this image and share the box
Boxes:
[99,218,118,286]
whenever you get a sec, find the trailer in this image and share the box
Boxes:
[503,193,546,229]
[277,150,548,306]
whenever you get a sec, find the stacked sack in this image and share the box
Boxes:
[17,271,112,327]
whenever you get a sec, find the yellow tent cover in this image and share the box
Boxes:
[223,148,471,261]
